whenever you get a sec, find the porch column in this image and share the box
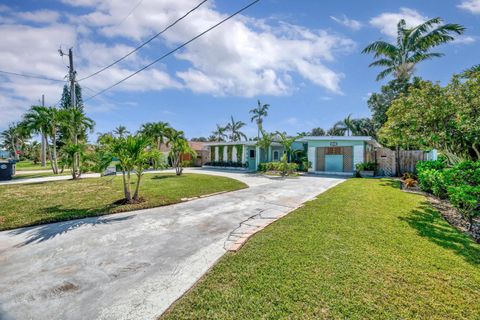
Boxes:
[268,146,272,162]
[223,146,228,161]
[232,146,237,162]
[353,144,364,168]
[241,145,245,163]
[255,146,260,169]
[215,146,219,161]
[308,147,315,172]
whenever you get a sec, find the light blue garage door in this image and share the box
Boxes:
[325,154,344,172]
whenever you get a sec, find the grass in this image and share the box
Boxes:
[0,173,247,230]
[162,179,480,320]
[12,171,71,180]
[14,160,51,171]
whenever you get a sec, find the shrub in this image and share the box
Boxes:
[402,172,417,180]
[448,185,480,230]
[416,160,445,173]
[204,161,245,168]
[258,155,298,176]
[355,162,377,171]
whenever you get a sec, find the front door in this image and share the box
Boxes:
[247,147,256,172]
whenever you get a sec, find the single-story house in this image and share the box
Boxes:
[299,136,380,175]
[159,141,210,167]
[204,136,380,175]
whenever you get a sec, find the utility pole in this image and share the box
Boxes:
[41,94,46,167]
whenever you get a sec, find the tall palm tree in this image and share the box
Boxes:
[327,122,347,136]
[113,125,129,138]
[212,124,227,142]
[0,123,28,160]
[226,116,247,142]
[23,105,51,166]
[59,108,95,179]
[363,18,465,81]
[139,121,170,150]
[167,129,196,176]
[275,131,300,162]
[256,130,275,162]
[342,114,355,136]
[249,100,269,139]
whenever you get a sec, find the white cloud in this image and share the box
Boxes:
[16,10,61,23]
[370,8,427,38]
[330,15,362,31]
[458,0,480,14]
[0,0,357,129]
[452,35,476,44]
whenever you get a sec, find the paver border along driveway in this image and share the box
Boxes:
[0,169,344,320]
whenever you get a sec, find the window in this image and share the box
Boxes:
[249,149,255,158]
[273,151,279,161]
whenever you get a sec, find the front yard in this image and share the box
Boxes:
[0,173,247,230]
[163,179,480,319]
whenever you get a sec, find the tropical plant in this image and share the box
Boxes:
[226,116,247,142]
[59,107,95,179]
[256,130,275,162]
[275,131,300,162]
[310,127,326,136]
[249,100,269,139]
[113,125,129,138]
[167,129,196,175]
[211,124,227,142]
[363,18,465,81]
[111,135,154,203]
[0,123,29,160]
[326,122,347,136]
[139,121,171,150]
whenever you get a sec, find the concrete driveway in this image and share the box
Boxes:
[0,169,344,320]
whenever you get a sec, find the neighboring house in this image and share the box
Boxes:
[299,136,380,175]
[160,141,209,167]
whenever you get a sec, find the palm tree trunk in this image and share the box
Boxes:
[125,171,132,202]
[51,135,59,174]
[472,143,480,161]
[41,132,47,167]
[133,172,142,201]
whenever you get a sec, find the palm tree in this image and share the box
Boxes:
[327,121,347,136]
[275,131,300,162]
[226,116,247,142]
[167,129,196,175]
[59,108,95,179]
[23,105,50,166]
[212,124,227,142]
[363,18,465,81]
[0,123,28,160]
[139,122,170,150]
[113,125,129,138]
[256,130,275,162]
[249,100,269,139]
[310,127,326,136]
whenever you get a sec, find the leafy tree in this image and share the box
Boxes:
[139,121,170,150]
[249,100,269,139]
[326,122,347,136]
[310,127,326,136]
[226,116,247,142]
[190,137,207,142]
[60,83,84,111]
[363,18,464,81]
[113,125,129,138]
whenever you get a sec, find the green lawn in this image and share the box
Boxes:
[0,173,247,230]
[14,160,51,171]
[13,171,71,180]
[162,179,480,320]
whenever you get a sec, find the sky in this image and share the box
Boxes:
[0,0,479,140]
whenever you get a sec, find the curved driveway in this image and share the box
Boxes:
[0,169,344,320]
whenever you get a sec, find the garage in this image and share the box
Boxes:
[316,146,353,173]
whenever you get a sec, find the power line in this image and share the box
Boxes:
[84,0,260,101]
[0,70,65,82]
[115,0,144,28]
[78,0,208,82]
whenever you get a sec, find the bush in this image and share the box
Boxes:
[204,161,245,168]
[416,160,445,173]
[448,185,480,230]
[355,162,377,171]
[404,178,417,188]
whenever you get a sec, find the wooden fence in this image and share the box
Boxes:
[374,148,434,176]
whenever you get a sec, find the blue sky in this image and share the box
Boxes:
[0,0,479,140]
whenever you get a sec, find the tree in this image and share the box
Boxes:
[256,130,275,162]
[113,125,129,138]
[326,122,347,136]
[190,137,207,142]
[226,116,247,142]
[275,131,300,162]
[310,127,326,136]
[60,83,85,111]
[363,18,464,81]
[167,129,196,175]
[0,123,29,160]
[249,100,269,139]
[211,124,227,142]
[59,107,95,179]
[111,135,155,203]
[139,121,170,150]
[379,72,480,161]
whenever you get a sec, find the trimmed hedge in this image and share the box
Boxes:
[417,160,480,229]
[204,161,245,168]
[258,161,298,176]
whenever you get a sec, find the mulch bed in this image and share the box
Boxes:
[401,181,480,243]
